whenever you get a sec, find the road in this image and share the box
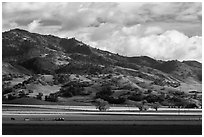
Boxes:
[3,104,202,115]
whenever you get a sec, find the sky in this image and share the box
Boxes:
[2,2,202,62]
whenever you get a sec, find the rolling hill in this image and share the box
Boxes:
[2,28,202,107]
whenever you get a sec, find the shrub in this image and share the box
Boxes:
[185,103,198,108]
[88,65,102,75]
[128,93,144,101]
[95,98,110,111]
[18,90,26,98]
[45,93,58,102]
[8,94,16,100]
[13,83,26,89]
[60,81,84,97]
[95,85,127,104]
[153,79,166,86]
[144,94,162,103]
[3,74,13,81]
[3,87,14,95]
[95,85,113,98]
[197,73,202,81]
[109,97,126,104]
[36,92,43,100]
[53,74,70,84]
[99,96,126,104]
[134,103,149,111]
[160,87,165,90]
[168,96,187,107]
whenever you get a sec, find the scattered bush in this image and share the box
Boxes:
[153,79,165,86]
[53,74,70,84]
[144,94,164,103]
[3,87,14,95]
[144,89,153,94]
[3,74,13,81]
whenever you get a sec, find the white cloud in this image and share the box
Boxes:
[136,31,202,61]
[2,2,202,62]
[85,27,202,62]
[3,2,202,33]
[28,20,41,32]
[144,26,163,35]
[121,24,142,36]
[90,23,120,41]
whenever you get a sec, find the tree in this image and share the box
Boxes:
[151,102,160,111]
[136,103,144,111]
[95,85,113,99]
[60,81,84,97]
[95,98,110,111]
[36,92,43,100]
[135,103,149,111]
[128,93,144,101]
[144,94,161,103]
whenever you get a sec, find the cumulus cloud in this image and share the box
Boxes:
[136,31,202,61]
[2,2,202,62]
[2,2,202,34]
[28,20,41,32]
[85,26,202,62]
[144,26,164,35]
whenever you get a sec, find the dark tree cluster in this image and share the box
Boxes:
[59,81,85,97]
[95,85,126,104]
[53,74,70,84]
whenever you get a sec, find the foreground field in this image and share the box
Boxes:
[2,114,202,135]
[3,122,202,135]
[2,104,202,135]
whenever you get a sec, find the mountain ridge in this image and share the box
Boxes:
[2,28,201,83]
[3,28,201,63]
[2,28,202,108]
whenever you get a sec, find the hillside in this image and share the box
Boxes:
[2,28,202,108]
